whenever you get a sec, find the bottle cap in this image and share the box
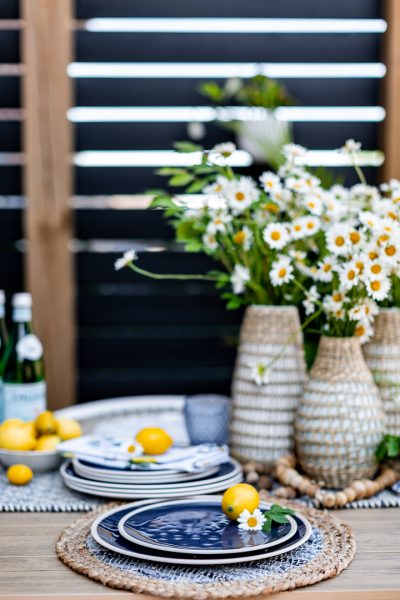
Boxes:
[0,290,5,304]
[12,292,32,308]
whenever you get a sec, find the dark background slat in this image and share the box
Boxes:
[76,0,381,19]
[0,122,20,151]
[75,122,379,151]
[0,208,22,241]
[75,78,380,107]
[76,32,380,63]
[0,0,18,19]
[0,31,19,63]
[0,167,22,194]
[76,208,174,240]
[0,78,20,108]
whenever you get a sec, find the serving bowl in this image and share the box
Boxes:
[0,448,62,472]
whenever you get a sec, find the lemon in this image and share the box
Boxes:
[56,417,82,441]
[0,422,36,451]
[35,410,58,436]
[7,464,33,485]
[35,434,61,451]
[1,418,24,427]
[222,484,260,520]
[24,421,37,439]
[136,427,173,455]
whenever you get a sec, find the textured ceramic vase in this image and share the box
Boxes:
[295,336,384,488]
[364,308,400,436]
[230,305,307,465]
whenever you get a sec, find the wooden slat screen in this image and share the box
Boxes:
[71,0,386,402]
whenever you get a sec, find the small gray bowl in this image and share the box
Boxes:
[0,448,62,472]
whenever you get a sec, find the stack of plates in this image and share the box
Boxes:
[91,495,312,565]
[60,458,243,499]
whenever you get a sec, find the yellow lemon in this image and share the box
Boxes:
[136,427,173,455]
[1,418,24,428]
[7,464,33,485]
[35,410,58,436]
[24,421,38,439]
[56,417,82,441]
[0,423,36,451]
[35,434,61,451]
[222,484,260,520]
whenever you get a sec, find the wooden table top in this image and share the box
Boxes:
[0,508,399,599]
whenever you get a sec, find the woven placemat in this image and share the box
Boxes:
[56,501,356,599]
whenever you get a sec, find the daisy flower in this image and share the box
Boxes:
[302,216,321,236]
[269,187,292,208]
[365,276,391,301]
[226,177,259,215]
[347,228,364,248]
[114,249,137,271]
[208,142,236,163]
[363,258,389,281]
[237,509,266,531]
[382,242,400,264]
[317,258,336,282]
[207,211,232,234]
[326,224,351,256]
[303,285,320,316]
[259,171,281,193]
[270,256,294,287]
[290,218,305,240]
[263,223,290,250]
[303,194,323,216]
[231,264,250,294]
[202,231,218,251]
[250,362,271,386]
[203,175,230,196]
[353,320,374,344]
[339,260,359,291]
[233,226,253,251]
[341,138,362,154]
[282,143,307,162]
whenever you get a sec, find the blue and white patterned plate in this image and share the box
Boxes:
[91,497,311,566]
[118,497,297,555]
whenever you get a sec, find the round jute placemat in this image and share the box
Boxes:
[56,501,356,599]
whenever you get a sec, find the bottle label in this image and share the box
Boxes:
[16,334,43,361]
[3,381,46,421]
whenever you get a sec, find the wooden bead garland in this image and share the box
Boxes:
[274,455,399,508]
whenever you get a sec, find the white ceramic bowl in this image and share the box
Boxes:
[0,448,62,472]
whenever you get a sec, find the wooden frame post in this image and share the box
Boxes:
[21,0,76,409]
[383,0,400,180]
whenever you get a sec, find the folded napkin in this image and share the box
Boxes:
[58,435,229,472]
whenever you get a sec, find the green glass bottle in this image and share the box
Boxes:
[2,293,46,421]
[0,290,9,421]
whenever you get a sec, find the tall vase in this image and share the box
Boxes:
[295,336,384,488]
[364,308,400,436]
[230,305,306,465]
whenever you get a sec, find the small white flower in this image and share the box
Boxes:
[187,121,206,141]
[303,285,320,316]
[237,509,266,531]
[353,320,374,344]
[203,175,231,197]
[270,256,294,287]
[202,231,218,251]
[209,141,236,161]
[226,177,259,215]
[126,441,144,458]
[259,171,281,193]
[381,179,400,194]
[231,264,250,294]
[290,218,305,240]
[317,258,336,282]
[301,216,321,236]
[282,143,307,162]
[339,261,359,291]
[263,223,290,250]
[114,249,137,271]
[341,138,362,154]
[365,276,391,301]
[207,211,232,234]
[233,226,253,251]
[250,362,271,386]
[363,258,390,281]
[303,194,323,216]
[325,224,351,256]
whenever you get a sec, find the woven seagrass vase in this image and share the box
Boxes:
[363,308,400,436]
[230,305,306,465]
[295,336,384,488]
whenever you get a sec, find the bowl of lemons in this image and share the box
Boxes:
[0,410,82,473]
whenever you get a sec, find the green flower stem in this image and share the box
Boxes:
[127,262,218,281]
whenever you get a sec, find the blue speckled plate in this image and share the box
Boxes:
[91,497,311,566]
[118,498,297,555]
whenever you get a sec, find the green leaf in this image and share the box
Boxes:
[269,514,290,525]
[173,141,203,153]
[262,516,272,533]
[388,435,400,457]
[149,195,174,209]
[186,179,207,193]
[169,173,194,187]
[198,82,225,103]
[176,220,199,242]
[184,241,203,252]
[156,167,187,176]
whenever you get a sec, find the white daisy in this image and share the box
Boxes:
[290,218,305,240]
[203,175,230,197]
[259,171,281,193]
[325,224,351,256]
[114,249,137,271]
[237,509,266,531]
[207,211,232,234]
[381,179,400,194]
[202,231,218,251]
[263,223,290,250]
[303,285,320,316]
[208,142,236,163]
[233,226,253,251]
[231,264,250,294]
[363,258,390,281]
[269,187,292,208]
[365,276,391,301]
[341,138,362,154]
[317,257,336,282]
[303,194,324,216]
[250,362,271,387]
[353,320,374,344]
[282,143,307,162]
[226,177,259,215]
[270,256,294,287]
[339,261,359,291]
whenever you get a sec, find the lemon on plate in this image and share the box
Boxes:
[136,427,173,455]
[222,483,260,520]
[7,464,33,485]
[56,417,82,441]
[35,434,61,451]
[0,421,36,451]
[35,410,58,436]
